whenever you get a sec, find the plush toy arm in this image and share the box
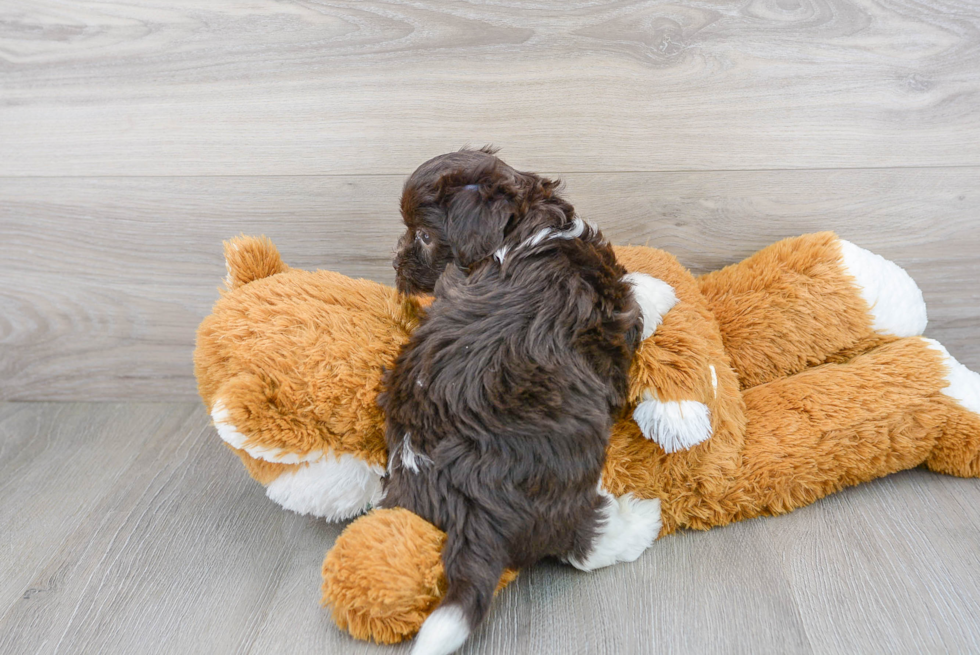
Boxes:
[627,291,719,453]
[617,251,728,454]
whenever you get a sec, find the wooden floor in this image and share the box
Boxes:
[1,402,979,655]
[3,1,980,653]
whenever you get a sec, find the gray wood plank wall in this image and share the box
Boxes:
[2,1,979,401]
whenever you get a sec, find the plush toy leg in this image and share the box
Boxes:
[927,401,980,478]
[725,337,965,524]
[921,339,980,478]
[322,509,517,644]
[698,232,927,389]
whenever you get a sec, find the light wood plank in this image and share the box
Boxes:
[2,169,978,401]
[0,403,375,655]
[762,470,980,653]
[1,0,979,175]
[1,402,979,654]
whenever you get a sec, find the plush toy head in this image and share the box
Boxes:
[195,236,427,519]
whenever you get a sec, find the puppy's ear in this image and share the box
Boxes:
[443,185,515,270]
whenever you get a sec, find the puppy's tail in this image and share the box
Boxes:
[411,524,506,655]
[222,234,289,290]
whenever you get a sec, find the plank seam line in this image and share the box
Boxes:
[1,163,979,179]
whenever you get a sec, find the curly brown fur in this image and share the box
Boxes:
[379,154,641,653]
[393,146,574,295]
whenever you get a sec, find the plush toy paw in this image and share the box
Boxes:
[838,239,927,337]
[623,272,678,340]
[566,492,662,571]
[922,338,980,414]
[212,400,384,520]
[632,391,713,453]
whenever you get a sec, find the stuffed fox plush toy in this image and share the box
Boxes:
[195,232,980,647]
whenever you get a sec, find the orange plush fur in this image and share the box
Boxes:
[195,232,980,645]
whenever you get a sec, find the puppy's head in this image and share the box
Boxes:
[393,147,573,294]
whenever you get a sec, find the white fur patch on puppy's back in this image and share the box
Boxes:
[411,604,471,655]
[622,272,678,340]
[398,432,432,473]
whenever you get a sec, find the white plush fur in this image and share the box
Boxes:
[633,392,712,453]
[212,399,383,519]
[839,239,927,337]
[412,604,471,655]
[212,400,323,464]
[622,272,678,340]
[922,338,980,415]
[265,455,384,520]
[567,490,662,572]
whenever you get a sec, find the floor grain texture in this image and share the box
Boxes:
[1,402,978,655]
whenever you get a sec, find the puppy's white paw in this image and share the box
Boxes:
[567,492,662,571]
[622,272,678,340]
[839,239,927,337]
[633,393,712,453]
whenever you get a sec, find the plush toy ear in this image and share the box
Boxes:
[443,185,515,270]
[222,234,289,289]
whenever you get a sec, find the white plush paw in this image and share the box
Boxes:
[567,491,662,572]
[622,272,678,340]
[839,239,927,337]
[922,338,980,415]
[211,398,384,520]
[633,392,712,453]
[265,454,385,521]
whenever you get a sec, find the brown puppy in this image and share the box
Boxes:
[379,152,662,655]
[392,147,573,295]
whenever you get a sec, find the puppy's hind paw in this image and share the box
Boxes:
[633,392,712,453]
[567,493,662,571]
